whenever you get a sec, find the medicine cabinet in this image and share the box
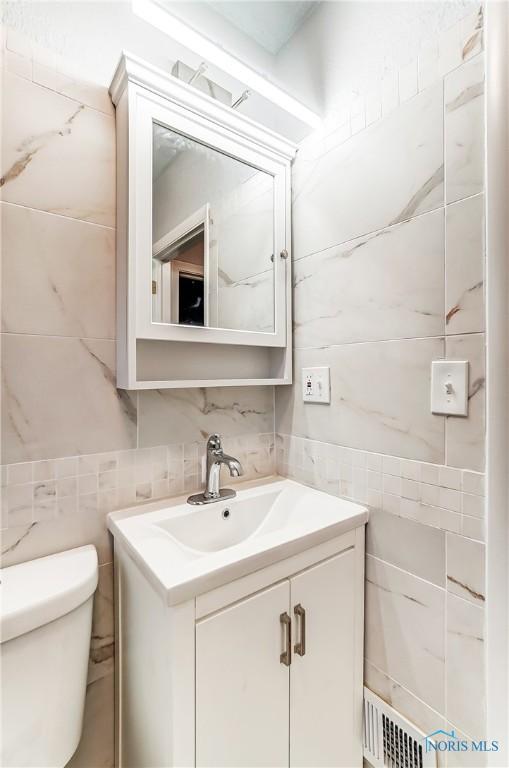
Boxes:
[109,53,296,389]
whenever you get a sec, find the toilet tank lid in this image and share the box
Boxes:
[0,545,98,643]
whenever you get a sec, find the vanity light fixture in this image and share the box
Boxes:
[132,0,321,128]
[188,61,207,85]
[232,89,251,110]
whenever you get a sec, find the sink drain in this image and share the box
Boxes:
[222,508,230,520]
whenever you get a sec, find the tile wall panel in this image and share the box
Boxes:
[276,339,445,463]
[2,334,137,463]
[444,54,485,204]
[1,71,115,227]
[445,194,485,336]
[293,208,445,348]
[1,202,116,339]
[137,387,274,448]
[446,593,485,737]
[365,555,446,713]
[292,82,444,260]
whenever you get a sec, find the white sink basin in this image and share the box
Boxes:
[108,477,368,605]
[155,490,282,553]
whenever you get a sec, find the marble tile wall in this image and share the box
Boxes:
[278,50,486,471]
[275,3,487,749]
[0,27,275,767]
[276,433,486,746]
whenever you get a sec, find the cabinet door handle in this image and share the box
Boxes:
[280,612,291,666]
[294,604,306,656]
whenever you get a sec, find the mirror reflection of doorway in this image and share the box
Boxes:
[152,212,208,326]
[178,273,204,326]
[152,120,275,334]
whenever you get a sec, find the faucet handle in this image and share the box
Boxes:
[207,434,222,451]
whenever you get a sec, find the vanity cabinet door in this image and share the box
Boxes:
[196,581,290,768]
[289,550,360,768]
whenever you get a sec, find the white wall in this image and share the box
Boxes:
[276,0,479,118]
[0,0,314,140]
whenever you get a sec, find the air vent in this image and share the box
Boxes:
[363,688,437,768]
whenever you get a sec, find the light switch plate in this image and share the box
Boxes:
[431,360,469,416]
[302,367,330,403]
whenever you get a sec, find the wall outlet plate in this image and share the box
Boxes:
[302,367,331,403]
[431,360,469,416]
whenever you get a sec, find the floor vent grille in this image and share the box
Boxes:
[363,687,437,768]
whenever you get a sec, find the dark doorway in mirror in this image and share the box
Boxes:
[179,273,204,326]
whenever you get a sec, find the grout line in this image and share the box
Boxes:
[0,200,116,232]
[293,193,484,267]
[0,330,483,346]
[1,331,116,342]
[3,54,115,118]
[291,204,446,265]
[293,331,484,351]
[365,657,446,721]
[445,581,486,611]
[445,190,485,208]
[366,552,446,592]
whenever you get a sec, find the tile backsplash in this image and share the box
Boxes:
[276,433,485,542]
[1,432,274,536]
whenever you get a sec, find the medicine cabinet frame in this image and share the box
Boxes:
[110,52,297,389]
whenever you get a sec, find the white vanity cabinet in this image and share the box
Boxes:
[114,525,365,768]
[196,549,359,768]
[196,581,290,768]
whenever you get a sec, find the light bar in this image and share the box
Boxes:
[132,0,321,128]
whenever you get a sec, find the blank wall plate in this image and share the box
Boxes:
[302,367,330,403]
[431,360,469,416]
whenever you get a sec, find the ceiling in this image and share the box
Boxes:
[207,1,318,55]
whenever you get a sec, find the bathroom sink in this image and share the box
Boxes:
[108,477,368,604]
[155,490,282,553]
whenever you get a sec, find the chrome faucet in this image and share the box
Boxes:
[187,434,244,505]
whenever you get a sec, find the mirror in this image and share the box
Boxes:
[152,122,275,333]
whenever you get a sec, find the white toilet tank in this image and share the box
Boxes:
[1,545,99,768]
